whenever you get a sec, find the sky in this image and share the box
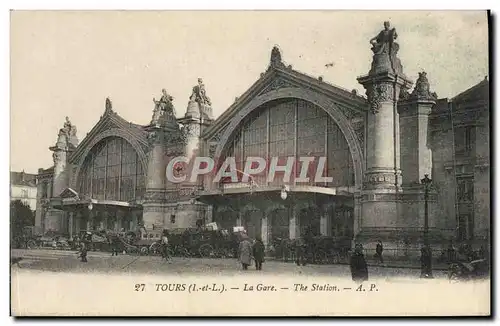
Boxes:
[10,10,489,174]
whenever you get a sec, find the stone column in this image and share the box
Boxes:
[261,216,269,249]
[356,21,413,255]
[143,127,167,230]
[116,211,123,231]
[320,209,329,236]
[398,71,438,242]
[68,212,74,239]
[289,206,299,240]
[236,211,242,227]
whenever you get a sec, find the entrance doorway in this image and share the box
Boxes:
[243,209,262,239]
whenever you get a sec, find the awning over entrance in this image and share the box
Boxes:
[196,184,354,205]
[50,188,142,210]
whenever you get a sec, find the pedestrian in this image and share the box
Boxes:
[447,240,456,263]
[161,230,170,261]
[375,240,384,264]
[304,226,314,264]
[253,236,265,271]
[350,244,368,282]
[420,245,433,278]
[79,240,88,263]
[110,233,120,256]
[294,237,307,266]
[238,234,253,270]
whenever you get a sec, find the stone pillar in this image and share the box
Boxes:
[398,72,436,187]
[48,125,72,233]
[289,206,299,240]
[116,211,123,231]
[398,71,439,244]
[68,212,74,239]
[261,216,269,249]
[143,127,167,230]
[236,211,242,227]
[356,21,413,256]
[320,209,329,236]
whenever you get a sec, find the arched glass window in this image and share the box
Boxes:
[221,98,355,188]
[78,137,145,202]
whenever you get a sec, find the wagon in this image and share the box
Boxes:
[174,228,238,258]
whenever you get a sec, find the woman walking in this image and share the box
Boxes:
[238,233,253,270]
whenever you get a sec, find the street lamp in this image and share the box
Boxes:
[280,185,289,201]
[420,174,433,278]
[421,174,431,246]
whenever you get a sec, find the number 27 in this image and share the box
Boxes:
[135,283,145,291]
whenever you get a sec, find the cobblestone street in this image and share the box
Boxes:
[11,249,449,280]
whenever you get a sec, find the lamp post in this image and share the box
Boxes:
[420,174,433,278]
[421,174,431,246]
[88,202,93,231]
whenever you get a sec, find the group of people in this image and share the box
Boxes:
[237,232,266,271]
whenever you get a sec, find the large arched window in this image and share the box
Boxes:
[221,98,354,188]
[78,137,145,202]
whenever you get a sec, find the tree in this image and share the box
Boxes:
[10,200,35,245]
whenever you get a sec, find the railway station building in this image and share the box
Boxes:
[35,22,490,256]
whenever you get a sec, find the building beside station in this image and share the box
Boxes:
[11,171,38,211]
[34,22,490,256]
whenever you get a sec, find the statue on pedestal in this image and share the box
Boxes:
[270,46,283,66]
[105,97,113,112]
[61,116,77,137]
[151,89,176,126]
[410,71,438,101]
[190,78,212,106]
[369,21,403,75]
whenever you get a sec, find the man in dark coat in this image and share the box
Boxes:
[420,246,433,278]
[350,244,368,282]
[79,238,88,263]
[295,237,307,266]
[253,236,266,271]
[375,240,384,264]
[110,233,120,256]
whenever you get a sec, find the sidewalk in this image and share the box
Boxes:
[264,256,450,271]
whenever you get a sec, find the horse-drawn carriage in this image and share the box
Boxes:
[20,227,72,250]
[168,227,239,258]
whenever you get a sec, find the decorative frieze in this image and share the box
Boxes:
[143,190,166,202]
[143,206,165,213]
[258,77,297,96]
[365,83,394,114]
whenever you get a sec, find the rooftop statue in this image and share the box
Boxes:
[105,97,113,112]
[153,89,175,115]
[410,71,438,100]
[369,21,403,75]
[190,78,212,107]
[269,45,285,70]
[151,89,176,126]
[370,21,399,56]
[61,116,77,137]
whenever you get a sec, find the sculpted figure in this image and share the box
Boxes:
[190,78,212,106]
[153,89,175,115]
[61,116,77,137]
[411,71,438,100]
[370,21,399,56]
[105,97,112,111]
[270,46,283,67]
[151,89,176,126]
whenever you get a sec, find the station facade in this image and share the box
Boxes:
[35,23,490,256]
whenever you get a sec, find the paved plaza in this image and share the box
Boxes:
[11,249,450,280]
